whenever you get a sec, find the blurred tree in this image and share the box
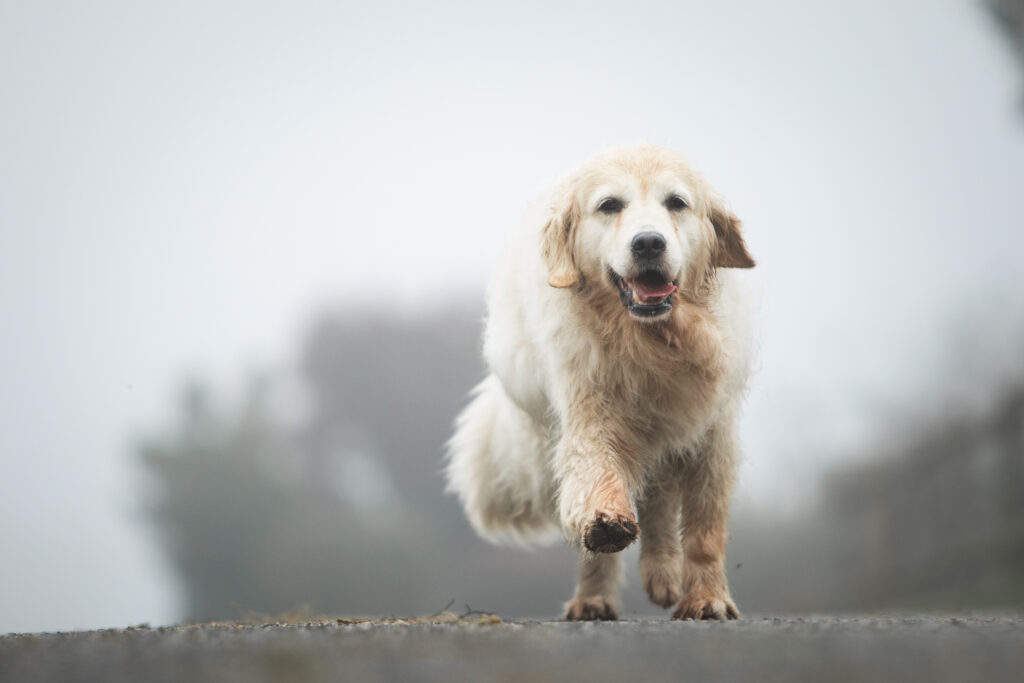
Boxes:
[730,382,1024,612]
[990,0,1024,100]
[826,384,1024,609]
[296,305,485,530]
[140,378,444,621]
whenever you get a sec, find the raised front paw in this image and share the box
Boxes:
[565,596,619,621]
[583,512,639,553]
[672,594,739,621]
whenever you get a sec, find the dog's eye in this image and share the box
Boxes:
[665,195,688,211]
[597,197,624,214]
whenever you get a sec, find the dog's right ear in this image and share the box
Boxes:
[542,190,581,288]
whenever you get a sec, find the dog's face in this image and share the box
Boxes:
[543,146,755,322]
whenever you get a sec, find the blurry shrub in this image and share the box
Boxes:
[139,380,443,621]
[730,383,1024,612]
[822,384,1024,609]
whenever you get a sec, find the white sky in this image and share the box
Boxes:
[2,0,1022,633]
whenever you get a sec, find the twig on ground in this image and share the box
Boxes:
[430,599,456,618]
[460,604,497,618]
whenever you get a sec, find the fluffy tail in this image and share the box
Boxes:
[445,375,559,544]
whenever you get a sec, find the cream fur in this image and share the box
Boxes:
[445,145,756,621]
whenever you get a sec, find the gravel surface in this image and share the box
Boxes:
[2,614,1022,683]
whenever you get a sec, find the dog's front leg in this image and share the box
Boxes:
[638,473,683,608]
[555,409,641,554]
[556,402,643,620]
[673,425,740,620]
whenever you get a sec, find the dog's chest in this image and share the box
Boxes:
[633,360,719,434]
[583,338,725,447]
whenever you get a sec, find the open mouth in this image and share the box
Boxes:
[609,269,678,318]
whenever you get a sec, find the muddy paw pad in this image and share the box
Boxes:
[583,514,638,553]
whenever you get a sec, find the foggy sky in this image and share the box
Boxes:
[2,0,1023,633]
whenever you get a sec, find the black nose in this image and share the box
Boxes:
[630,231,666,259]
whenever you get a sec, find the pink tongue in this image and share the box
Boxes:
[633,280,677,302]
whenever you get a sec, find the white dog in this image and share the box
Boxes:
[446,145,756,620]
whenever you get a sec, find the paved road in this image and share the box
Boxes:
[2,615,1022,683]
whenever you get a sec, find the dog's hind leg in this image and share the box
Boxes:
[564,552,622,621]
[445,375,558,543]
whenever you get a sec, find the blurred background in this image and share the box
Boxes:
[2,0,1023,633]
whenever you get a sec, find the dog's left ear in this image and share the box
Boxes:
[707,198,755,269]
[542,190,582,288]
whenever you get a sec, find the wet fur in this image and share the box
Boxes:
[446,145,755,620]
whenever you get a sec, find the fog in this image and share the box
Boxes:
[1,0,1023,633]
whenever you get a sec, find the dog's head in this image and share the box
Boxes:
[542,146,754,321]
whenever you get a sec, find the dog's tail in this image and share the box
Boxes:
[445,374,560,545]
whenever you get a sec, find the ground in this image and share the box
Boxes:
[2,614,1022,682]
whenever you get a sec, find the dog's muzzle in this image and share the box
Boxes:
[609,268,678,319]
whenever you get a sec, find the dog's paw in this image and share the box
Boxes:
[672,594,739,621]
[583,512,638,553]
[565,596,618,621]
[641,561,681,608]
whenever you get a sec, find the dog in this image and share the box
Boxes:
[446,145,756,620]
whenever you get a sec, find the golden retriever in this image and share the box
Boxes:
[446,145,756,620]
